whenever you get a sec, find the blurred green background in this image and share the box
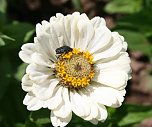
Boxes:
[0,0,152,127]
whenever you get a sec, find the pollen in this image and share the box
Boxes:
[55,48,95,89]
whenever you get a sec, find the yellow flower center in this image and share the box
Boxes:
[55,48,95,89]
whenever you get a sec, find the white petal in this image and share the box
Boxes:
[89,99,99,119]
[72,12,80,16]
[51,111,72,127]
[91,17,106,29]
[51,112,59,127]
[80,92,91,117]
[26,64,54,84]
[70,13,89,48]
[64,12,85,47]
[21,74,33,92]
[93,70,128,90]
[70,91,90,118]
[36,23,42,35]
[53,88,72,118]
[41,20,51,33]
[23,93,43,111]
[83,98,98,121]
[67,12,82,48]
[97,104,108,121]
[122,41,128,51]
[56,13,64,19]
[89,119,98,125]
[50,13,80,47]
[31,52,53,67]
[69,16,79,48]
[19,43,36,63]
[93,32,123,61]
[34,33,57,62]
[76,20,94,50]
[50,15,69,47]
[47,86,63,110]
[95,52,131,75]
[36,21,51,36]
[63,15,73,46]
[81,95,107,122]
[87,26,112,53]
[32,79,59,100]
[49,22,64,47]
[91,86,125,108]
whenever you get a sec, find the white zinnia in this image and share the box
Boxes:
[19,12,131,127]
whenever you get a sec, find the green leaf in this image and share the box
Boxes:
[0,0,7,13]
[3,23,34,43]
[108,104,152,126]
[116,29,151,56]
[15,123,25,127]
[0,11,7,26]
[0,55,12,100]
[3,22,34,43]
[144,0,152,11]
[0,33,15,47]
[72,0,82,11]
[118,109,152,126]
[0,34,15,41]
[24,29,35,42]
[105,0,142,14]
[36,118,50,125]
[15,63,27,81]
[0,22,34,50]
[25,120,39,127]
[117,10,152,37]
[0,38,5,46]
[30,109,50,125]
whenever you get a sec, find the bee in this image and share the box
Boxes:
[55,46,73,55]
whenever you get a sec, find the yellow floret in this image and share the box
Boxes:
[56,48,95,89]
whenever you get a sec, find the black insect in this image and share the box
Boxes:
[55,46,73,54]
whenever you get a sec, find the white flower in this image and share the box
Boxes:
[19,12,131,126]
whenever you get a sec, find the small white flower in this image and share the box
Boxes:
[19,12,131,126]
